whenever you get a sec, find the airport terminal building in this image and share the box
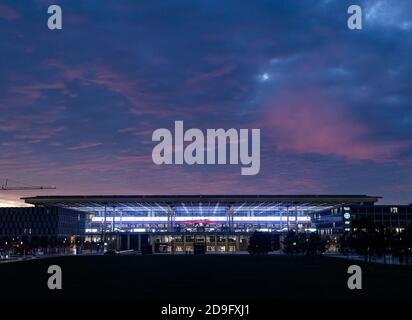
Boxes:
[2,194,406,253]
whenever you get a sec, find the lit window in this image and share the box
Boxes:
[391,207,398,214]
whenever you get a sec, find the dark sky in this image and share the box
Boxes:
[1,0,412,206]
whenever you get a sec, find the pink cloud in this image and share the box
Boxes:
[68,142,103,151]
[264,94,410,161]
[0,5,19,21]
[0,106,65,138]
[15,126,66,142]
[46,61,168,117]
[1,80,67,110]
[186,64,237,86]
[45,60,243,119]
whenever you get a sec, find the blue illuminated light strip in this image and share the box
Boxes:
[91,216,311,222]
[93,217,168,222]
[70,204,333,214]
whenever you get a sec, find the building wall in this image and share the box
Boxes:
[315,204,412,235]
[0,206,85,237]
[349,205,412,232]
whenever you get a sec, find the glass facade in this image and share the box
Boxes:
[314,204,412,235]
[77,203,317,235]
[20,195,384,252]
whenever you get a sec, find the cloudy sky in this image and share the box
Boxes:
[0,0,411,206]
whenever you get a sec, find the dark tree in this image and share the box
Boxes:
[248,231,272,255]
[371,224,393,264]
[305,233,327,256]
[392,225,412,264]
[339,234,352,256]
[350,217,375,262]
[282,231,305,254]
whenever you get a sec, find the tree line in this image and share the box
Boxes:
[248,221,412,265]
[339,219,412,264]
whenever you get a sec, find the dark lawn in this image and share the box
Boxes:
[0,255,411,300]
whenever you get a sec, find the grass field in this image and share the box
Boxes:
[0,254,411,300]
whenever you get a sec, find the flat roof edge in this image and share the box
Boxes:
[22,194,382,206]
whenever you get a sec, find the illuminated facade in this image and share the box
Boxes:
[22,195,381,252]
[0,206,84,254]
[315,204,412,235]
